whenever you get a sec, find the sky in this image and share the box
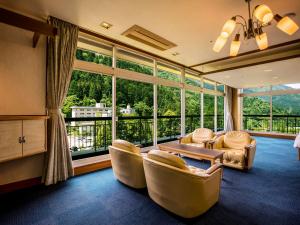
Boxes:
[285,83,300,89]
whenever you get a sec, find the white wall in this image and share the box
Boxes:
[0,23,46,185]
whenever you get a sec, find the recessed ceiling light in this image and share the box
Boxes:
[264,69,272,72]
[100,21,112,29]
[172,52,179,56]
[273,76,279,79]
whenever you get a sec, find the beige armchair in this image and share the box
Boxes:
[109,140,146,188]
[179,128,216,148]
[212,131,256,170]
[143,150,222,218]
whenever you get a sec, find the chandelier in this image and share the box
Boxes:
[213,0,299,56]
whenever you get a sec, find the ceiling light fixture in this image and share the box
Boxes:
[100,21,112,29]
[213,0,299,56]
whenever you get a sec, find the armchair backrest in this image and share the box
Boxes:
[143,151,222,218]
[224,131,251,150]
[192,128,214,144]
[109,140,146,188]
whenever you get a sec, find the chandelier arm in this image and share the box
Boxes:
[236,22,247,36]
[234,15,248,30]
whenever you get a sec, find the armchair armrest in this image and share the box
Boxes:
[178,133,193,144]
[135,144,143,148]
[244,138,257,169]
[205,163,223,175]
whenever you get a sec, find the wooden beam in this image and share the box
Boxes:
[32,32,41,48]
[0,8,57,37]
[198,53,300,76]
[189,39,300,68]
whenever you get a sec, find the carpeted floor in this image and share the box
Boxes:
[1,137,300,225]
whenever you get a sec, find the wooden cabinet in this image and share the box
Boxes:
[0,121,22,162]
[0,116,48,163]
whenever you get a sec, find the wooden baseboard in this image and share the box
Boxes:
[73,155,112,176]
[0,177,42,194]
[74,160,111,175]
[249,131,296,140]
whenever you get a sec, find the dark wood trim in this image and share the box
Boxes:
[78,27,203,75]
[0,115,49,121]
[0,177,42,194]
[189,39,300,68]
[74,159,111,175]
[249,131,296,140]
[0,8,57,36]
[32,32,41,48]
[198,53,300,75]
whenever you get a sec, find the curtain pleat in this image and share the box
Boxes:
[225,86,234,132]
[43,17,78,185]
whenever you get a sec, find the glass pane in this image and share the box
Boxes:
[185,91,201,133]
[76,40,113,67]
[185,74,201,87]
[64,70,112,159]
[116,49,153,75]
[243,86,270,93]
[158,86,181,142]
[243,96,270,132]
[272,94,300,134]
[204,94,215,130]
[272,83,300,90]
[217,96,224,131]
[116,79,153,146]
[217,84,225,92]
[157,62,181,82]
[204,81,215,90]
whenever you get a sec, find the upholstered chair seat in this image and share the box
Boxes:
[212,131,256,170]
[109,140,146,188]
[179,128,215,148]
[143,150,222,218]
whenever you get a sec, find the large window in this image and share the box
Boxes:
[116,79,153,146]
[186,90,201,133]
[65,36,226,159]
[272,94,300,134]
[64,70,112,159]
[243,96,270,132]
[203,94,215,130]
[158,85,181,142]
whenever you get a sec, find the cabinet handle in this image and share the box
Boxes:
[18,137,23,144]
[22,136,26,143]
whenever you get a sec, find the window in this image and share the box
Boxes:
[158,85,181,142]
[116,79,153,146]
[186,91,201,133]
[63,70,112,159]
[243,96,270,132]
[116,49,153,75]
[203,94,215,130]
[157,62,181,82]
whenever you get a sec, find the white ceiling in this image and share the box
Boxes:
[1,0,300,88]
[204,57,300,88]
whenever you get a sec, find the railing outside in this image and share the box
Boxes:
[66,115,225,159]
[243,115,300,134]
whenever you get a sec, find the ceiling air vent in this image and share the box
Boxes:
[122,25,177,51]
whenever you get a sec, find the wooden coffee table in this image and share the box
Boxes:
[158,142,224,166]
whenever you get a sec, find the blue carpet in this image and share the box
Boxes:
[1,137,300,225]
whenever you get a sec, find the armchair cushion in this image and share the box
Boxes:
[112,139,140,154]
[192,128,214,144]
[223,131,251,150]
[148,150,188,170]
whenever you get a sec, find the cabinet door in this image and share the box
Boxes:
[0,121,23,162]
[23,120,46,156]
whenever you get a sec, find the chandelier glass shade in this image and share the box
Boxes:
[213,0,299,56]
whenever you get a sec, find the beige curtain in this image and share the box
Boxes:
[43,17,78,185]
[225,85,234,131]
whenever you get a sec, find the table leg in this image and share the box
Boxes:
[211,159,215,166]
